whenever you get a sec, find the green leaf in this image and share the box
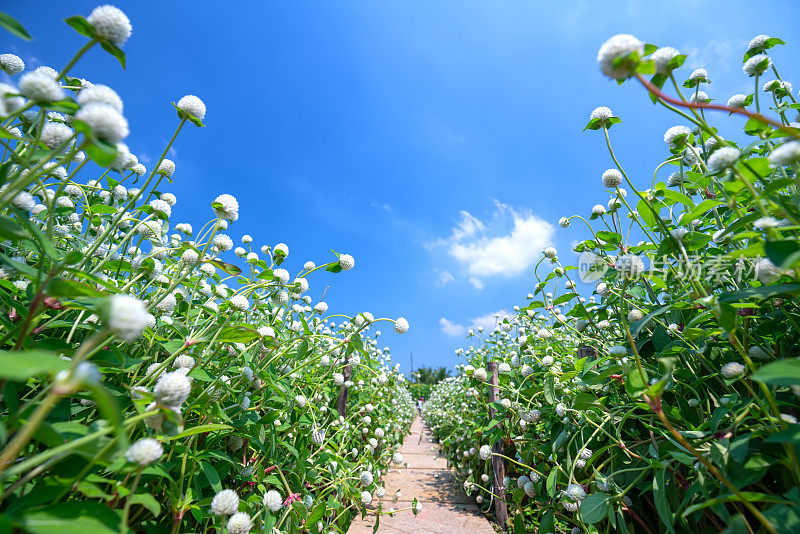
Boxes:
[683,492,790,517]
[745,117,771,136]
[653,468,676,533]
[765,240,800,269]
[216,326,260,344]
[718,284,800,303]
[625,368,648,398]
[0,11,32,40]
[64,16,95,39]
[14,501,122,534]
[580,493,611,524]
[546,469,557,497]
[99,40,126,69]
[200,461,221,493]
[84,140,117,167]
[206,259,241,276]
[765,426,800,444]
[161,423,231,441]
[129,493,161,517]
[0,350,69,381]
[0,213,28,241]
[752,360,800,386]
[48,278,104,298]
[513,514,525,534]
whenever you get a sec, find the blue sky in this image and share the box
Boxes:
[4,0,800,374]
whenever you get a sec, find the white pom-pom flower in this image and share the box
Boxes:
[19,72,64,102]
[87,5,132,45]
[75,103,129,143]
[125,438,163,465]
[153,371,191,406]
[105,294,148,341]
[597,34,644,80]
[210,489,239,515]
[263,490,283,512]
[177,94,206,119]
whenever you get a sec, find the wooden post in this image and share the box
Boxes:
[487,362,508,531]
[336,359,352,417]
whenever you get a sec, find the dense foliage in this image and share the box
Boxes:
[0,7,416,533]
[424,34,800,533]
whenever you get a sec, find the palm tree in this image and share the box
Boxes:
[409,366,451,385]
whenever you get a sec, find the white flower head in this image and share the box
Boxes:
[157,159,176,176]
[0,53,24,75]
[153,371,192,406]
[230,294,249,311]
[664,125,691,149]
[650,47,680,73]
[78,84,123,113]
[743,54,772,77]
[213,194,239,221]
[125,438,163,465]
[264,489,283,512]
[87,5,132,45]
[226,512,252,534]
[338,253,355,270]
[727,94,748,108]
[721,362,745,379]
[360,491,373,505]
[177,94,206,119]
[708,146,741,171]
[479,444,492,460]
[210,488,239,515]
[75,103,129,144]
[768,141,800,168]
[597,34,644,80]
[601,168,623,188]
[105,294,148,341]
[590,106,613,121]
[19,72,64,102]
[394,317,409,334]
[564,483,586,501]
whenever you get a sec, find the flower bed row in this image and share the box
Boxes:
[424,33,800,534]
[0,6,416,533]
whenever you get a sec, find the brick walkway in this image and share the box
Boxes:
[348,416,496,534]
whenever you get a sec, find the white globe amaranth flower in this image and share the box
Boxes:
[153,371,192,406]
[473,367,488,382]
[173,355,196,369]
[616,254,645,278]
[105,294,148,341]
[0,53,24,75]
[749,34,770,51]
[314,302,328,314]
[213,234,233,251]
[559,216,570,228]
[664,125,691,149]
[768,141,800,168]
[690,90,709,104]
[264,490,283,512]
[597,34,644,80]
[87,5,132,45]
[590,106,613,121]
[592,204,606,216]
[628,309,644,322]
[601,168,623,188]
[524,481,536,497]
[755,257,782,284]
[78,84,123,112]
[727,94,748,108]
[177,94,206,120]
[393,452,404,465]
[479,444,492,461]
[339,253,355,270]
[210,488,239,515]
[226,512,252,534]
[360,491,373,505]
[75,103,129,144]
[125,438,163,465]
[11,192,35,211]
[708,146,741,171]
[40,122,74,150]
[721,362,745,379]
[19,71,64,102]
[564,483,586,501]
[650,47,680,73]
[689,68,709,83]
[213,194,239,221]
[157,159,175,176]
[360,470,374,486]
[180,249,199,264]
[229,294,249,311]
[743,54,772,77]
[394,317,409,334]
[543,246,557,259]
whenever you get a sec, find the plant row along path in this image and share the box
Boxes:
[423,34,800,534]
[348,415,495,534]
[0,6,422,534]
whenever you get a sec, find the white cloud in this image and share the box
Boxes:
[438,270,455,285]
[439,317,466,336]
[440,309,512,337]
[433,201,554,289]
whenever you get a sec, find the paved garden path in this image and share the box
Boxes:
[348,415,496,534]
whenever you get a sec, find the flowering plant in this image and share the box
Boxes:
[0,6,414,533]
[425,33,800,534]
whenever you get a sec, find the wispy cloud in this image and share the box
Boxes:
[437,269,454,285]
[431,201,554,289]
[439,309,512,336]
